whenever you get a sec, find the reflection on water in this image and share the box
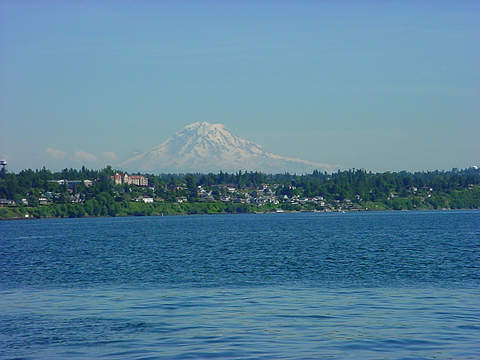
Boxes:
[1,286,479,359]
[1,211,479,359]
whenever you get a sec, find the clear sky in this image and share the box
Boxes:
[1,0,479,173]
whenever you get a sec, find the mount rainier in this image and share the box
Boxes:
[120,122,337,174]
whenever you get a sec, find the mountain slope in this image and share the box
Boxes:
[120,122,338,173]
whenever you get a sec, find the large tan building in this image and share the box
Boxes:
[112,173,148,187]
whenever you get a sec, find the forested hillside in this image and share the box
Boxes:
[1,166,479,219]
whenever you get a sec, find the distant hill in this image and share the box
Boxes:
[120,122,338,173]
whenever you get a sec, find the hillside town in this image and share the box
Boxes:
[0,171,361,212]
[2,166,480,220]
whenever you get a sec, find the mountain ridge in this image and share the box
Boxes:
[120,122,338,173]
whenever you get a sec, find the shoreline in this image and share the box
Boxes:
[1,206,477,221]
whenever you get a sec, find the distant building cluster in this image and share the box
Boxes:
[112,173,148,187]
[47,179,93,188]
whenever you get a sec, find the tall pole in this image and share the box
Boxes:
[0,160,6,178]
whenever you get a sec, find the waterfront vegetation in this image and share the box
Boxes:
[1,166,479,219]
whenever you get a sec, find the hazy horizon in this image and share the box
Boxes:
[1,1,479,173]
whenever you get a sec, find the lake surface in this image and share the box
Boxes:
[1,211,479,359]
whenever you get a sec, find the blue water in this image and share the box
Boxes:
[1,211,479,359]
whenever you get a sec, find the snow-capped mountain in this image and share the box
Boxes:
[120,122,337,174]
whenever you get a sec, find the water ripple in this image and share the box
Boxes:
[0,211,479,359]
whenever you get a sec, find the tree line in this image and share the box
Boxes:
[0,165,479,218]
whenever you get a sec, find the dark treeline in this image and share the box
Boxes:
[1,165,480,200]
[1,165,480,218]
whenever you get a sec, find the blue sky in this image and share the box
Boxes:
[1,0,479,172]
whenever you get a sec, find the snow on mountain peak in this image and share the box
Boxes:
[120,122,338,174]
[181,122,226,137]
[184,121,224,130]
